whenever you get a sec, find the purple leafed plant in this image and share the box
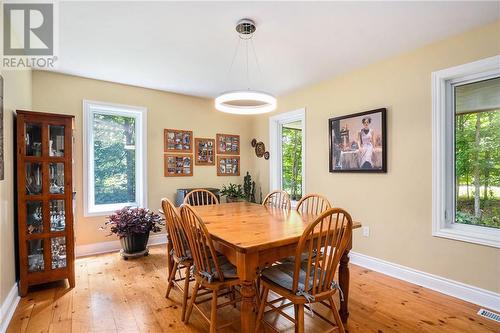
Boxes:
[101,207,164,238]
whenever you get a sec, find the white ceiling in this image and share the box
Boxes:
[51,1,500,98]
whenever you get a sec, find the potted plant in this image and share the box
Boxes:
[220,183,244,203]
[101,207,163,258]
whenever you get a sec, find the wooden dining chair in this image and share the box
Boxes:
[184,189,220,206]
[180,204,241,333]
[162,198,193,322]
[279,194,332,266]
[262,190,291,210]
[255,208,353,333]
[296,194,331,215]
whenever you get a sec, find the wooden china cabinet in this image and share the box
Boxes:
[15,110,75,296]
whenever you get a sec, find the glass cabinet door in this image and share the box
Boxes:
[27,239,44,272]
[25,123,42,156]
[51,237,67,269]
[49,163,65,194]
[26,201,43,234]
[50,200,65,232]
[25,163,43,195]
[49,125,65,157]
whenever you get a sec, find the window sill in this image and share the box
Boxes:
[84,202,143,217]
[433,223,500,248]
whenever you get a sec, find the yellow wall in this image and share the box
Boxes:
[0,69,32,308]
[31,71,254,246]
[251,21,500,292]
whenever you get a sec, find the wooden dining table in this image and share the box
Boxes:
[166,201,361,333]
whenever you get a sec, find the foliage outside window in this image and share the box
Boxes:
[84,101,146,216]
[455,78,499,229]
[93,113,137,205]
[281,125,303,201]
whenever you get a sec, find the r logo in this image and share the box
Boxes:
[3,3,53,56]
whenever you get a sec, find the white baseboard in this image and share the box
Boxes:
[349,251,500,312]
[76,233,167,258]
[0,283,20,333]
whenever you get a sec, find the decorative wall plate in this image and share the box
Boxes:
[264,151,270,160]
[251,138,257,147]
[255,142,266,157]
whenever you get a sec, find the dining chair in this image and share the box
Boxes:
[262,190,291,210]
[280,194,331,266]
[184,189,220,206]
[162,198,193,322]
[255,208,353,333]
[180,204,241,333]
[296,193,332,215]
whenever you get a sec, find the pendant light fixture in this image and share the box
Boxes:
[215,18,277,115]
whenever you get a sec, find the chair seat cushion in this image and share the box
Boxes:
[279,251,316,264]
[261,262,320,293]
[194,252,238,282]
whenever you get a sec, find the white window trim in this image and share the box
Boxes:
[432,55,500,248]
[269,108,306,206]
[83,100,148,217]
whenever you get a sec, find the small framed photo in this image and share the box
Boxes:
[329,108,387,173]
[216,133,240,155]
[195,138,215,166]
[164,154,193,177]
[164,129,193,153]
[217,156,240,176]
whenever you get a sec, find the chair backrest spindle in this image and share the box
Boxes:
[184,189,219,206]
[262,190,291,210]
[296,194,331,216]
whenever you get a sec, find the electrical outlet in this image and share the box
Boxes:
[362,226,370,237]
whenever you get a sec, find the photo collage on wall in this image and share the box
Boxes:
[216,134,240,176]
[163,130,241,177]
[195,138,215,165]
[164,129,193,177]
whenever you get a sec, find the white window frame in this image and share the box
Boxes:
[432,55,500,248]
[269,108,306,207]
[83,100,148,217]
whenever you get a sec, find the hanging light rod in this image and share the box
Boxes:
[215,18,277,115]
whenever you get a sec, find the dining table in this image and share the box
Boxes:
[166,201,361,333]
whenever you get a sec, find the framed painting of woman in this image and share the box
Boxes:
[329,108,387,173]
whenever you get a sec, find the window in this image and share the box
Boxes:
[269,109,305,203]
[83,100,147,216]
[432,56,500,248]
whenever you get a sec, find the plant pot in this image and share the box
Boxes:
[120,233,150,254]
[226,196,241,203]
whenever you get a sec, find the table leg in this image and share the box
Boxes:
[339,237,352,324]
[240,280,256,333]
[237,252,258,333]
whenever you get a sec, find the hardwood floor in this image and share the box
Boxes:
[7,245,499,333]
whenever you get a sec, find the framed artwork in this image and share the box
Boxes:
[164,154,193,177]
[164,129,193,153]
[217,156,240,176]
[329,108,387,173]
[216,133,240,155]
[195,138,215,165]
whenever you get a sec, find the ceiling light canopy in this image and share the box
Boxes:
[215,18,277,115]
